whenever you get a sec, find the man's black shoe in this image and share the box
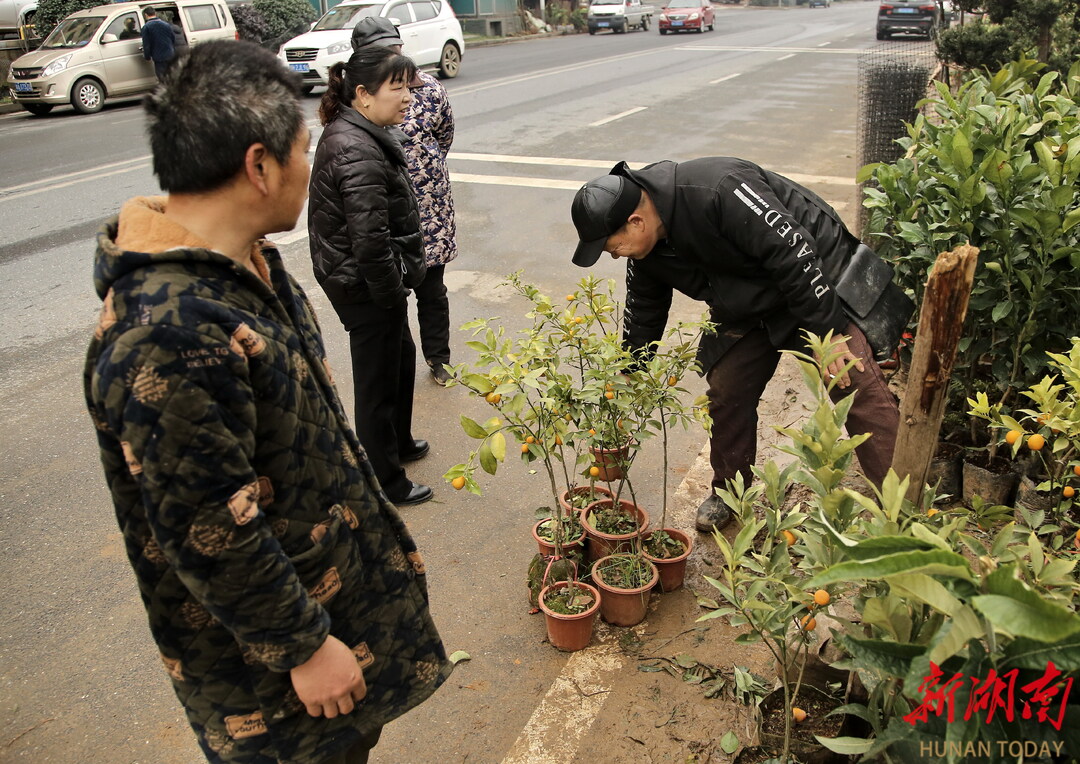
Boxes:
[392,481,433,506]
[429,363,452,386]
[695,494,733,533]
[401,439,430,462]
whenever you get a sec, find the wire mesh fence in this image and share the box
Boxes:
[856,40,939,237]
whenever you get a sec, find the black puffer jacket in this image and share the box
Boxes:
[308,107,426,313]
[616,158,866,371]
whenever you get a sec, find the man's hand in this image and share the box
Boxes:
[823,339,865,390]
[290,635,367,718]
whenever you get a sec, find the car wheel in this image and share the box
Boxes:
[659,27,667,34]
[641,15,649,30]
[71,78,104,114]
[300,85,315,96]
[614,22,625,33]
[696,24,703,32]
[21,103,54,117]
[588,27,596,34]
[438,42,461,79]
[708,21,714,30]
[876,29,887,40]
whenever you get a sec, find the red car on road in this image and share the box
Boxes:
[658,0,714,33]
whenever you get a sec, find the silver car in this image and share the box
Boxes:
[0,0,37,31]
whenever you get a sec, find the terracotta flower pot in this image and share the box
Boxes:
[580,498,650,562]
[538,581,601,651]
[558,485,613,515]
[531,517,587,557]
[589,442,631,482]
[641,528,693,592]
[590,555,658,626]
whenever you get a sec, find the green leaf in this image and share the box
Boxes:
[460,415,487,440]
[929,604,983,665]
[808,549,972,587]
[461,373,494,394]
[1002,633,1080,671]
[971,594,1080,642]
[843,535,936,561]
[720,731,739,754]
[887,573,962,615]
[489,431,507,462]
[833,634,923,679]
[815,736,874,755]
[449,650,471,664]
[478,441,497,475]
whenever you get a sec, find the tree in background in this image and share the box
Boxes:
[32,0,100,39]
[230,4,271,44]
[938,0,1080,73]
[252,0,316,49]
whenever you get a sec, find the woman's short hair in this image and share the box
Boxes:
[144,40,304,194]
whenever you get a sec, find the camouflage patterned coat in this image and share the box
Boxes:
[83,197,451,763]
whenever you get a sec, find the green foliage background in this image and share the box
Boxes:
[251,0,316,46]
[937,0,1080,73]
[32,0,101,40]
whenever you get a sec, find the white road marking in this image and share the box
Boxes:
[0,155,149,196]
[450,172,584,190]
[0,163,151,202]
[709,72,742,84]
[449,152,646,170]
[817,41,832,47]
[677,45,863,53]
[500,644,624,764]
[589,106,648,127]
[777,53,796,61]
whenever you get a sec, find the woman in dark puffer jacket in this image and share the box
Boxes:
[308,46,433,506]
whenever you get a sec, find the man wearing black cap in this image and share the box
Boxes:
[571,158,910,533]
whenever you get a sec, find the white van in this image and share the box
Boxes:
[6,0,236,116]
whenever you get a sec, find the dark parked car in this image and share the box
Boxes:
[876,0,941,39]
[808,0,831,7]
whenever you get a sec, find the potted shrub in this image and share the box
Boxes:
[861,58,1080,481]
[537,579,602,651]
[590,552,658,627]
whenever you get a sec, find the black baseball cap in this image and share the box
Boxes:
[351,16,404,50]
[571,174,642,267]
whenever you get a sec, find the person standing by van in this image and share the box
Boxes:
[141,6,175,80]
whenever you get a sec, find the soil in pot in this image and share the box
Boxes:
[963,453,1020,507]
[559,484,613,514]
[538,580,601,651]
[532,514,586,557]
[758,685,847,764]
[589,442,631,482]
[581,498,650,562]
[641,529,692,592]
[927,441,964,502]
[590,554,658,626]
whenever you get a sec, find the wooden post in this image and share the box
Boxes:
[891,244,979,506]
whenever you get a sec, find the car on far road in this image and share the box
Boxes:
[279,0,463,92]
[587,0,653,34]
[0,0,36,33]
[658,0,713,34]
[876,0,941,39]
[808,0,831,7]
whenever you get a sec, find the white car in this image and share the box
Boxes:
[0,0,36,32]
[279,0,463,92]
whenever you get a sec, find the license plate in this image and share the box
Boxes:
[895,7,915,12]
[598,21,609,26]
[289,63,309,72]
[672,20,683,25]
[14,82,31,93]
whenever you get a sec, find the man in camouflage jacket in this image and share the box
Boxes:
[83,41,449,764]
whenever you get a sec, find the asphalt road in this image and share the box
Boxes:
[0,3,908,761]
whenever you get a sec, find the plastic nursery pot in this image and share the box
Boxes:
[962,455,1020,507]
[641,528,693,592]
[927,442,963,503]
[590,554,658,627]
[531,517,587,557]
[588,442,631,482]
[538,580,601,652]
[1015,476,1056,514]
[559,484,613,514]
[580,498,650,563]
